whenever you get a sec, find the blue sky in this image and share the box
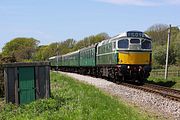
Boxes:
[0,0,180,51]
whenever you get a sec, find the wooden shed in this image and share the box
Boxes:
[3,62,50,105]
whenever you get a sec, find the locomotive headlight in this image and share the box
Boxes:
[139,66,143,71]
[139,66,142,69]
[127,66,130,69]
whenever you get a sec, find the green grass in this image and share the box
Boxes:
[149,66,180,89]
[0,72,154,120]
[148,76,180,90]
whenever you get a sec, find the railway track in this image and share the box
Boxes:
[120,82,180,102]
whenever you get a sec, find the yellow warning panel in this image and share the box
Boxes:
[118,52,150,65]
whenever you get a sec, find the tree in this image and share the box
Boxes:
[33,43,61,61]
[2,37,39,61]
[58,39,76,54]
[73,32,109,51]
[171,27,180,42]
[33,45,48,61]
[173,32,180,65]
[146,24,180,67]
[33,33,109,61]
[146,24,168,45]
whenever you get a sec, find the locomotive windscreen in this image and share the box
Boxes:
[141,40,151,49]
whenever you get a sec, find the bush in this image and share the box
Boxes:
[153,45,176,65]
[152,62,164,69]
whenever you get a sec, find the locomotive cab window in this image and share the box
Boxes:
[141,40,151,49]
[130,39,140,43]
[118,39,129,48]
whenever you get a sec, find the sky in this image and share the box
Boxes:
[0,0,180,51]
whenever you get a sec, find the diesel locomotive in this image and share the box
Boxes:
[49,31,152,84]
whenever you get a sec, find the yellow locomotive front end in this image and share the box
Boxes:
[114,31,152,83]
[118,52,150,65]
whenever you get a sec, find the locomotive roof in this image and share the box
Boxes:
[79,43,98,51]
[97,31,151,46]
[50,50,80,59]
[112,31,151,40]
[49,56,57,60]
[49,55,61,60]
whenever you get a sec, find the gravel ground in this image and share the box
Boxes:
[60,72,180,120]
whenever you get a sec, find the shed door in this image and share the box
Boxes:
[18,67,35,104]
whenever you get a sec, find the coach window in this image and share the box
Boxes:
[141,40,151,49]
[88,50,90,58]
[113,42,116,49]
[108,44,111,52]
[103,46,105,53]
[98,48,100,54]
[118,39,129,48]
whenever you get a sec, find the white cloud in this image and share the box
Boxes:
[96,0,180,6]
[97,0,159,6]
[166,0,180,5]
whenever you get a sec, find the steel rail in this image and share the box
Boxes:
[120,83,180,102]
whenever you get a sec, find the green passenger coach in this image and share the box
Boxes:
[78,44,97,75]
[79,44,97,67]
[62,50,80,67]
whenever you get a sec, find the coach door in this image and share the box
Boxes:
[18,67,35,104]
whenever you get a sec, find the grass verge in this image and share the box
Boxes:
[148,76,180,90]
[0,72,153,120]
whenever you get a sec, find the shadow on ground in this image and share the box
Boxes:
[146,80,176,87]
